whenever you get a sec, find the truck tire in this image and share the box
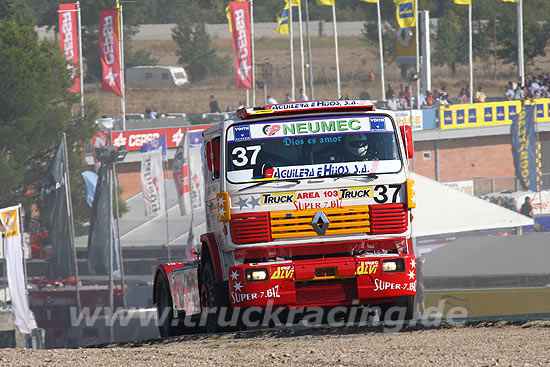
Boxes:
[200,260,222,333]
[155,273,181,337]
[382,295,414,322]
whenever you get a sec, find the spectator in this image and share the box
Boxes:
[267,95,278,105]
[474,86,486,103]
[298,88,308,101]
[520,196,534,218]
[416,89,427,109]
[531,78,540,95]
[386,83,395,100]
[359,91,371,100]
[144,108,156,119]
[283,93,291,103]
[504,83,515,101]
[425,90,436,107]
[458,87,468,104]
[209,95,221,113]
[513,85,525,100]
[237,101,245,109]
[387,94,399,111]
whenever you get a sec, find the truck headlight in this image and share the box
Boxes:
[382,259,405,272]
[245,268,268,282]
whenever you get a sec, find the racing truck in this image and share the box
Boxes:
[153,100,417,336]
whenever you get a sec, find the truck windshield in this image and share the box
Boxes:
[226,115,402,184]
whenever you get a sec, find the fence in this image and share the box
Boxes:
[473,173,550,196]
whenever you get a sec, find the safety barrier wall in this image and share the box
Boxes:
[439,98,550,130]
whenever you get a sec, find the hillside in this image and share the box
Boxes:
[85,36,550,117]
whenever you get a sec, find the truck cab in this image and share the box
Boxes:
[154,100,416,335]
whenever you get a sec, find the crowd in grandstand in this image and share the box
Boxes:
[383,73,550,111]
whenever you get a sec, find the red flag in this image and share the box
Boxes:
[229,1,253,90]
[58,3,80,93]
[99,9,122,97]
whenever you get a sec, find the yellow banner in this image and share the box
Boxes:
[439,99,550,130]
[360,0,377,3]
[316,0,334,6]
[0,207,20,238]
[394,0,416,29]
[501,0,518,2]
[454,0,471,4]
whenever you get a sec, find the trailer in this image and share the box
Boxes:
[153,100,417,336]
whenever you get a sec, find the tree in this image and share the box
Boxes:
[0,20,98,229]
[172,21,229,83]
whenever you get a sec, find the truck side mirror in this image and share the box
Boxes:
[400,125,414,159]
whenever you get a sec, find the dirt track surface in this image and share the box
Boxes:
[2,322,550,366]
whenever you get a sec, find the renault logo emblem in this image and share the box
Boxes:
[311,211,329,235]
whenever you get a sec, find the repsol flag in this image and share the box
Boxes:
[229,1,253,90]
[58,3,80,93]
[99,8,122,97]
[394,0,416,29]
[511,105,541,191]
[140,150,165,216]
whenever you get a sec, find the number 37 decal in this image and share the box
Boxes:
[373,184,401,203]
[231,145,261,167]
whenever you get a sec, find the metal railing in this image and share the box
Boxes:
[473,173,550,196]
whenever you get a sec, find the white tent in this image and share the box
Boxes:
[411,173,533,237]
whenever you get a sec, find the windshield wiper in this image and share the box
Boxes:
[237,179,301,192]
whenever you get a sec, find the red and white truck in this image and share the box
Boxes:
[153,100,417,336]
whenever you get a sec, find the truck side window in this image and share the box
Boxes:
[211,137,220,180]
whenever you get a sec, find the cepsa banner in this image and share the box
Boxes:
[58,3,80,93]
[108,126,211,152]
[99,8,122,97]
[229,1,252,90]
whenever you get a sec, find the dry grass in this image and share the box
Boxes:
[87,36,550,117]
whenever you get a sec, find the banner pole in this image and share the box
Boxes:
[163,157,171,262]
[112,162,127,309]
[250,0,256,106]
[298,4,306,94]
[468,3,473,104]
[76,2,84,117]
[108,165,114,343]
[304,0,314,99]
[117,2,126,131]
[376,0,386,101]
[332,3,341,99]
[517,0,524,87]
[290,1,295,101]
[62,133,82,314]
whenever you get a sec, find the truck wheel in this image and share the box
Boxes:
[156,274,180,337]
[200,260,222,333]
[382,295,414,322]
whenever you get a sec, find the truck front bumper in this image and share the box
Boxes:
[228,255,416,308]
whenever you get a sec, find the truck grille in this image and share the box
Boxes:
[369,203,407,234]
[270,206,370,239]
[230,212,271,244]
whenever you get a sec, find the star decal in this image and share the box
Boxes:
[236,196,249,210]
[407,269,416,280]
[233,282,243,292]
[104,67,119,86]
[230,270,239,280]
[249,196,260,209]
[410,258,416,269]
[172,128,184,146]
[218,207,226,218]
[217,196,226,207]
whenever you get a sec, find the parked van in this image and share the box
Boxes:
[126,66,189,86]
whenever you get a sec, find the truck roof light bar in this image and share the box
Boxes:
[236,100,375,120]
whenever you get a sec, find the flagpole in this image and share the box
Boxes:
[298,3,306,95]
[112,163,127,309]
[185,129,195,261]
[414,0,420,109]
[62,133,82,314]
[376,0,385,101]
[117,2,126,131]
[468,2,473,104]
[76,1,84,117]
[517,0,524,87]
[304,0,315,99]
[331,3,341,99]
[163,159,171,262]
[290,1,296,101]
[108,164,114,343]
[251,0,256,106]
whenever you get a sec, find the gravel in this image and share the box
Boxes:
[1,321,550,366]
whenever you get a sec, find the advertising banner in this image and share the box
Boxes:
[440,98,550,130]
[229,1,253,90]
[99,8,122,97]
[140,150,165,216]
[0,205,31,334]
[173,130,191,216]
[109,126,211,152]
[510,105,542,191]
[58,3,80,93]
[394,110,423,130]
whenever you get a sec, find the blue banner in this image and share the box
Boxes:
[510,105,540,191]
[138,133,167,159]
